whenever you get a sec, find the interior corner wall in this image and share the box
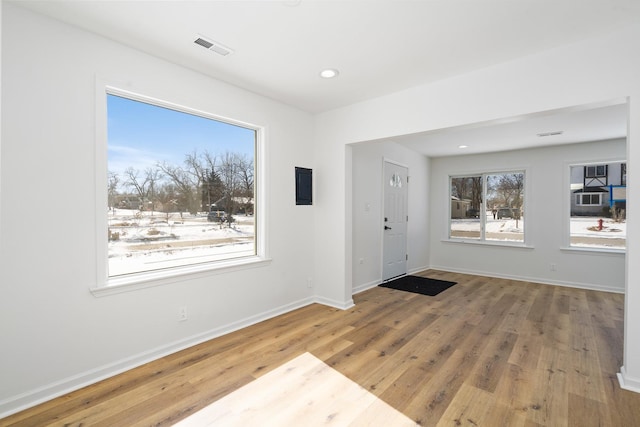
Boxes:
[314,23,640,392]
[310,132,351,308]
[429,139,626,291]
[0,4,316,416]
[0,0,3,236]
[621,96,640,392]
[351,141,430,292]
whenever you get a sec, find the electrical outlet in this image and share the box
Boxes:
[178,306,188,321]
[307,277,313,288]
[550,263,557,272]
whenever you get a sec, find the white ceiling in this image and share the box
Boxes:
[13,0,638,156]
[384,101,629,157]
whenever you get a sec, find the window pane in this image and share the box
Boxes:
[486,173,524,243]
[450,176,481,239]
[107,94,256,278]
[570,162,626,249]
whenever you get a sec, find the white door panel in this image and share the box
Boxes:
[382,161,408,281]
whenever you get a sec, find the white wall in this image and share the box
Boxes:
[314,23,640,391]
[0,4,316,415]
[0,1,3,244]
[429,139,625,292]
[350,137,626,294]
[351,141,430,292]
[3,3,640,417]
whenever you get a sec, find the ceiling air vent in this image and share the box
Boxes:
[537,131,564,137]
[194,36,234,56]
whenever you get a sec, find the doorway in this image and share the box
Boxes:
[382,160,408,281]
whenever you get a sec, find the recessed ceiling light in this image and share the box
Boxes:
[320,69,339,79]
[458,145,468,149]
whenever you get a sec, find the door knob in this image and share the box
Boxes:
[384,225,392,230]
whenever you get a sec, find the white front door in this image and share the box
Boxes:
[382,161,408,281]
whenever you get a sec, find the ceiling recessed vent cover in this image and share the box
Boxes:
[537,131,564,137]
[194,36,234,56]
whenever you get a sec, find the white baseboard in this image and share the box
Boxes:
[0,295,320,419]
[427,264,624,294]
[408,265,430,275]
[351,265,431,295]
[352,279,380,294]
[314,295,355,310]
[618,366,640,393]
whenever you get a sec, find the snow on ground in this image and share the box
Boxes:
[569,216,626,238]
[108,209,255,277]
[451,216,626,239]
[108,209,626,277]
[452,218,524,234]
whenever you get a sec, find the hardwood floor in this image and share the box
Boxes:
[2,271,639,426]
[173,352,418,426]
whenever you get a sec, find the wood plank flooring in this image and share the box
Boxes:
[2,270,638,427]
[173,352,418,426]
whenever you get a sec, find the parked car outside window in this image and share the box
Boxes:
[207,210,226,222]
[496,207,520,219]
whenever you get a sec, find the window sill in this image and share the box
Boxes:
[90,256,272,297]
[442,239,534,249]
[560,246,625,256]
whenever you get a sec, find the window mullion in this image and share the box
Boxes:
[481,173,487,241]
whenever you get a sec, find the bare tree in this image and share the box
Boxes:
[108,171,120,211]
[204,168,225,211]
[236,155,254,214]
[200,151,217,171]
[124,167,149,210]
[145,167,163,213]
[156,182,179,221]
[200,151,219,211]
[128,148,256,219]
[218,152,244,216]
[470,176,482,211]
[183,151,208,211]
[451,176,482,212]
[156,162,198,214]
[493,173,524,208]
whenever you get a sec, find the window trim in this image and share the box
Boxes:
[447,169,528,246]
[93,80,269,294]
[575,193,603,206]
[585,164,607,178]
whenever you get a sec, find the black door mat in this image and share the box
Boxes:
[379,275,457,296]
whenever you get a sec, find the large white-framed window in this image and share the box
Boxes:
[569,160,626,251]
[94,84,267,292]
[449,170,526,244]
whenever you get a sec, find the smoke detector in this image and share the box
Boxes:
[194,35,234,56]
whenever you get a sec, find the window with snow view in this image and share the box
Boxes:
[449,171,525,244]
[569,161,626,250]
[106,92,257,279]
